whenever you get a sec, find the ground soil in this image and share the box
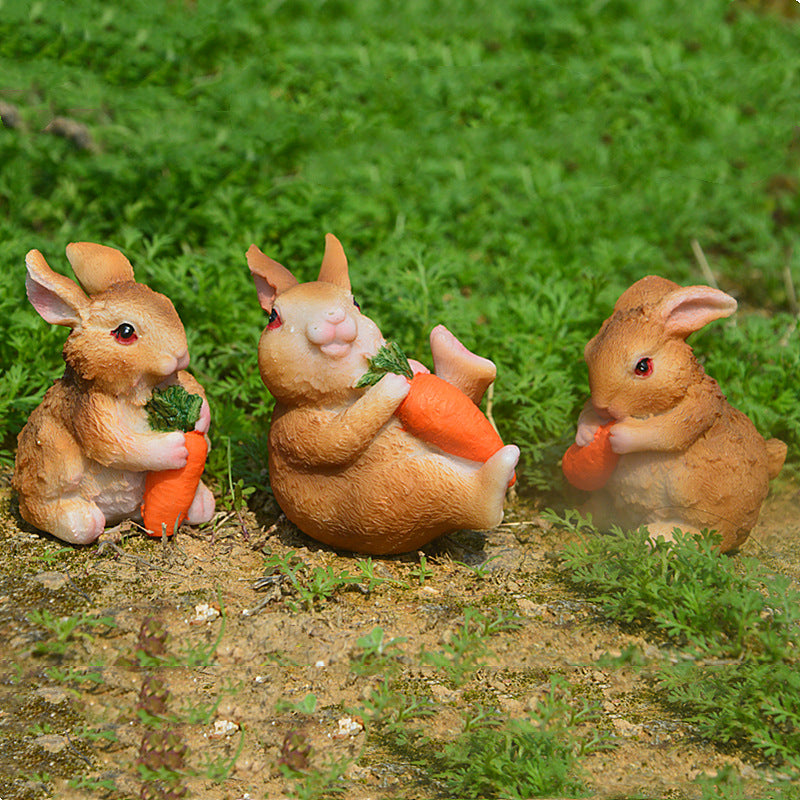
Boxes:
[1,472,799,800]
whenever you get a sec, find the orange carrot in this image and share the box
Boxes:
[142,431,208,537]
[397,372,504,460]
[141,385,208,537]
[561,421,619,491]
[358,343,515,484]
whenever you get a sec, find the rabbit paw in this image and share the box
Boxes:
[376,372,412,407]
[608,420,647,454]
[195,398,211,435]
[575,405,609,447]
[575,419,600,447]
[153,431,190,469]
[186,480,215,525]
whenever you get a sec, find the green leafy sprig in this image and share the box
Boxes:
[145,385,202,433]
[355,342,414,388]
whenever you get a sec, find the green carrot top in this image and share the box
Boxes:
[146,385,203,432]
[355,342,414,387]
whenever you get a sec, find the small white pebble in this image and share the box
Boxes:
[315,660,326,668]
[332,716,364,739]
[188,603,220,624]
[210,719,240,738]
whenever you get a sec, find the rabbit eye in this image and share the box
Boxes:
[267,308,282,330]
[634,357,653,378]
[111,323,138,344]
[353,297,361,310]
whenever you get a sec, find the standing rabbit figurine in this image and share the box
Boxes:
[247,234,519,555]
[567,275,786,552]
[13,243,215,544]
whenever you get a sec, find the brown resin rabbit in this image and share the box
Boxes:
[573,275,786,552]
[247,234,519,555]
[13,243,215,544]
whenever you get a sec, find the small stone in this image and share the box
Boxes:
[209,719,239,739]
[188,603,220,624]
[36,734,69,753]
[34,571,69,590]
[36,686,70,704]
[332,716,364,739]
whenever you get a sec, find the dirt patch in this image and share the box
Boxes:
[1,475,799,799]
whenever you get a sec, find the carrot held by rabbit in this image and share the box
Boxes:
[561,421,618,491]
[141,386,209,537]
[356,342,515,485]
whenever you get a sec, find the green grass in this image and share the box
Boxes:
[555,514,800,775]
[1,0,799,490]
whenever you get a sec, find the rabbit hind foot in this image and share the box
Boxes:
[429,325,496,404]
[185,480,216,526]
[467,445,520,529]
[38,499,107,545]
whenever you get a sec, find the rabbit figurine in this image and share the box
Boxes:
[572,275,786,552]
[247,234,519,555]
[13,243,215,544]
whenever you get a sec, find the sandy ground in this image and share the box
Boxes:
[1,474,799,800]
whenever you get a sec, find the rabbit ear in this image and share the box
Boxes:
[659,285,737,338]
[317,233,351,291]
[25,249,90,327]
[247,244,298,311]
[65,242,135,294]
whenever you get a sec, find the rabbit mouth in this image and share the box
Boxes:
[320,342,352,358]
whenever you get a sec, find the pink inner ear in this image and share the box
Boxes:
[246,244,298,310]
[662,287,737,337]
[26,275,81,327]
[252,273,277,313]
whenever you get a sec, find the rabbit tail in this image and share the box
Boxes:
[766,438,787,481]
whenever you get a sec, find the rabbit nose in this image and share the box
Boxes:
[324,308,346,325]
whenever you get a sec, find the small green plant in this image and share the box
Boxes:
[420,607,519,687]
[432,680,601,799]
[408,553,433,586]
[67,774,119,793]
[262,550,368,611]
[277,692,319,715]
[28,609,116,657]
[350,626,408,676]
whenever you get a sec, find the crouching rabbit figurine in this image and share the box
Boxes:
[247,234,519,555]
[13,243,215,544]
[567,275,786,552]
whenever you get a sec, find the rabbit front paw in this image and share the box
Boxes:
[576,419,600,447]
[608,421,646,454]
[575,405,610,447]
[153,431,189,469]
[376,372,412,407]
[195,398,211,434]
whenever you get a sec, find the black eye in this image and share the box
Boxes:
[267,308,282,330]
[634,357,653,378]
[353,297,361,310]
[111,323,138,344]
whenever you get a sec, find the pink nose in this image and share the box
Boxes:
[307,313,357,346]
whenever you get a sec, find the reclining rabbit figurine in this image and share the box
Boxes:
[13,243,215,544]
[247,234,519,555]
[572,275,786,552]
